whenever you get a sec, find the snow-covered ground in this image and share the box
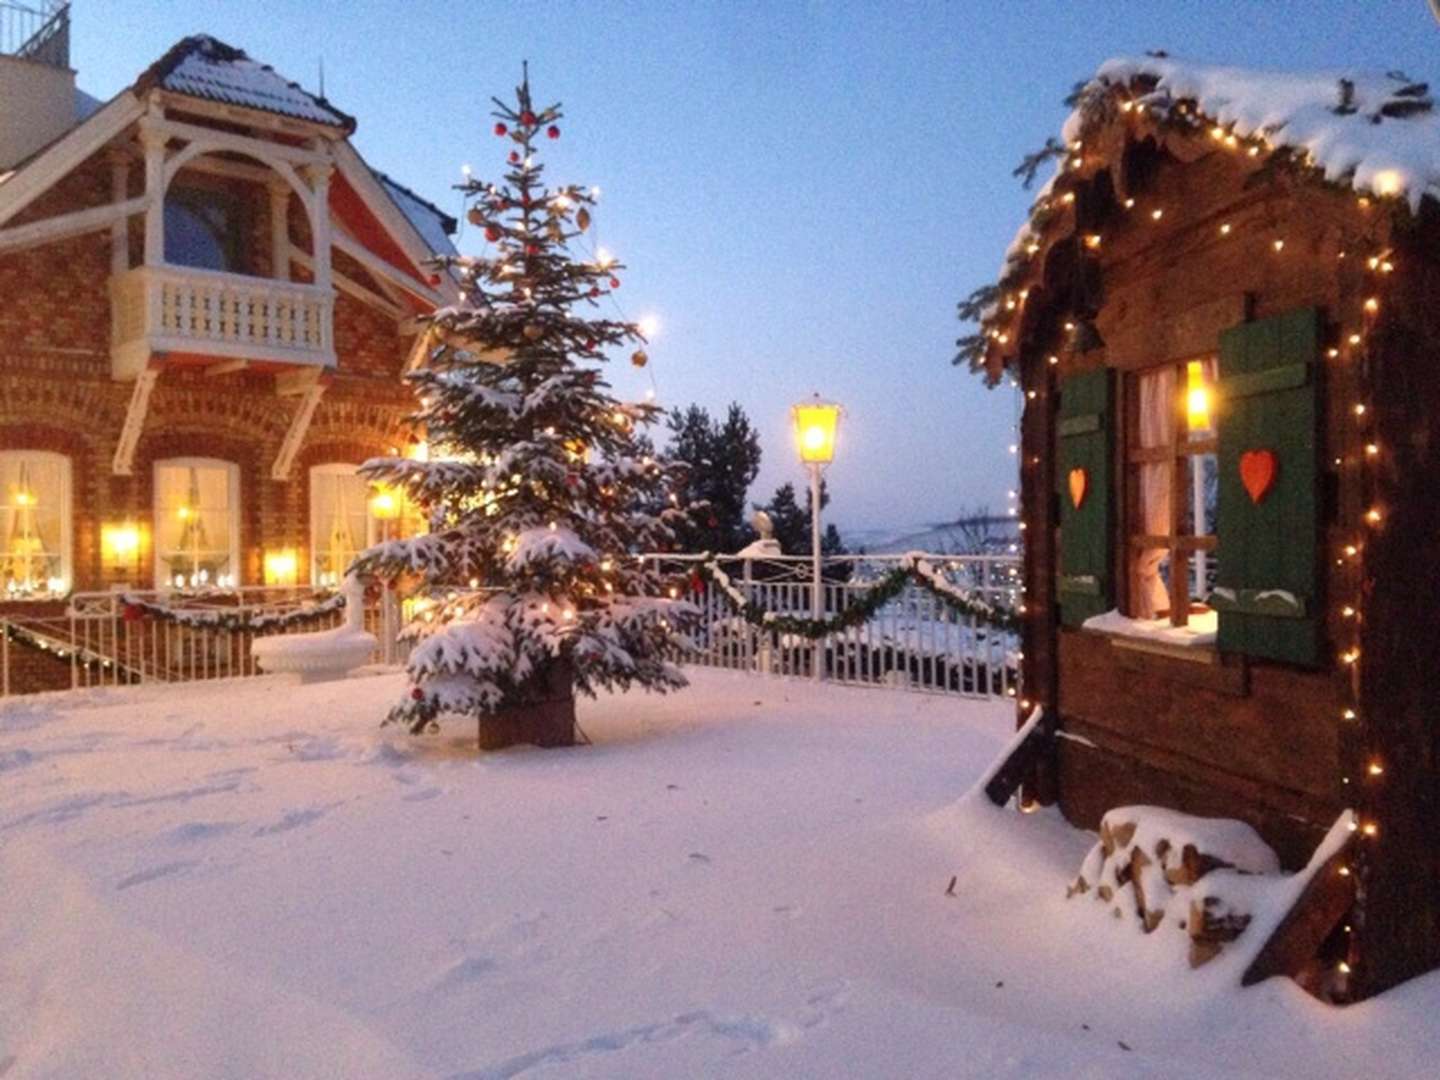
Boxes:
[2,669,1437,1078]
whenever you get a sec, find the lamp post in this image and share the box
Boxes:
[791,395,842,680]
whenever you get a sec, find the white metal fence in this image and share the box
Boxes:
[1,553,1021,702]
[0,586,402,697]
[647,553,1021,700]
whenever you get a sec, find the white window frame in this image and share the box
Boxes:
[0,449,72,599]
[153,457,241,589]
[309,463,378,586]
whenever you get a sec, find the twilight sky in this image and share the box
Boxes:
[79,1,1439,534]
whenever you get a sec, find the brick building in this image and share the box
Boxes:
[0,6,455,645]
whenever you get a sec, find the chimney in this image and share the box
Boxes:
[0,3,76,171]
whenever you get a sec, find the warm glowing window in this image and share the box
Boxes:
[310,464,374,586]
[1127,358,1218,626]
[309,464,426,586]
[154,458,240,589]
[0,450,71,598]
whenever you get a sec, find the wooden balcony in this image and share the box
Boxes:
[110,264,336,378]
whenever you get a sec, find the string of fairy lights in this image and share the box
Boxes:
[979,82,1403,994]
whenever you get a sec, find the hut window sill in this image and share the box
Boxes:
[1081,609,1219,664]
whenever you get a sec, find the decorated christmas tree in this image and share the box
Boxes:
[354,70,696,746]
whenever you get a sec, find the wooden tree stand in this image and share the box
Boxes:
[478,660,577,750]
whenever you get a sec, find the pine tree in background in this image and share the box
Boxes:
[666,402,762,554]
[354,70,696,744]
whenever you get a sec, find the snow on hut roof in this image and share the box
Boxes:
[1088,55,1440,212]
[373,170,459,258]
[137,35,355,130]
[965,55,1440,378]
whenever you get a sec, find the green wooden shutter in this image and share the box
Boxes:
[1057,368,1114,628]
[1212,307,1322,666]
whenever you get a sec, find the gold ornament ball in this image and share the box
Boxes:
[631,349,649,368]
[467,206,485,226]
[523,322,544,341]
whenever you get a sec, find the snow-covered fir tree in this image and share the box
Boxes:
[353,70,697,736]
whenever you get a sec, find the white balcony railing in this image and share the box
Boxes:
[111,264,336,378]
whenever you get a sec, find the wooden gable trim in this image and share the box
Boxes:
[331,141,458,306]
[0,195,147,256]
[0,91,146,229]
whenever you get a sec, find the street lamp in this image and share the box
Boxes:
[791,395,842,678]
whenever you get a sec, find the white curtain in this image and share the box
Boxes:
[1,452,68,590]
[155,461,236,585]
[1133,367,1175,619]
[310,466,370,584]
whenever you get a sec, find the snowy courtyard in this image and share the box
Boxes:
[1,669,1436,1079]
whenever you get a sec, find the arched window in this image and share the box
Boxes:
[153,458,240,589]
[164,186,246,273]
[0,450,71,598]
[310,464,374,586]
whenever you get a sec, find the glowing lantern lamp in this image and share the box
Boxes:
[793,397,841,465]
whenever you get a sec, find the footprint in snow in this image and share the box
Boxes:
[402,786,444,802]
[687,852,711,864]
[252,806,328,836]
[165,821,242,844]
[434,956,498,990]
[116,860,198,891]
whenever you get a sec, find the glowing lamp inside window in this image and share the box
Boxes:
[263,549,298,586]
[1186,360,1214,432]
[792,397,842,465]
[368,487,401,520]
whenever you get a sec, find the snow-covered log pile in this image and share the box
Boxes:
[1067,806,1281,968]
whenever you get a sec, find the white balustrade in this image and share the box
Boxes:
[110,264,336,377]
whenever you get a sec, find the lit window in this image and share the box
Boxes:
[0,450,71,598]
[1127,358,1218,626]
[165,186,246,273]
[310,464,374,587]
[310,464,426,587]
[154,458,240,589]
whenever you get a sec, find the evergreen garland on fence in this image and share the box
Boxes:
[1,620,112,673]
[117,591,345,632]
[689,554,1020,639]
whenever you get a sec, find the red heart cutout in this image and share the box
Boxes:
[1239,449,1277,504]
[1068,467,1087,509]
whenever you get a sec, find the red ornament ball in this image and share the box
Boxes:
[609,277,621,289]
[707,516,720,529]
[508,150,520,164]
[689,571,705,594]
[485,225,501,242]
[411,686,424,701]
[547,125,560,139]
[122,603,142,623]
[520,110,537,127]
[585,338,596,350]
[589,286,600,297]
[493,121,508,136]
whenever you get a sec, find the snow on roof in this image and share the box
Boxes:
[1091,55,1440,212]
[969,55,1440,377]
[138,35,354,130]
[373,170,458,258]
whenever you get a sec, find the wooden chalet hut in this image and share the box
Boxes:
[971,56,1440,1001]
[0,11,459,690]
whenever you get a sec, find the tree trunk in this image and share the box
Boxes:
[478,658,576,750]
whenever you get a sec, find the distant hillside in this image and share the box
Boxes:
[843,515,1020,555]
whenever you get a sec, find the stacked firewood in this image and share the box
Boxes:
[1067,808,1279,968]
